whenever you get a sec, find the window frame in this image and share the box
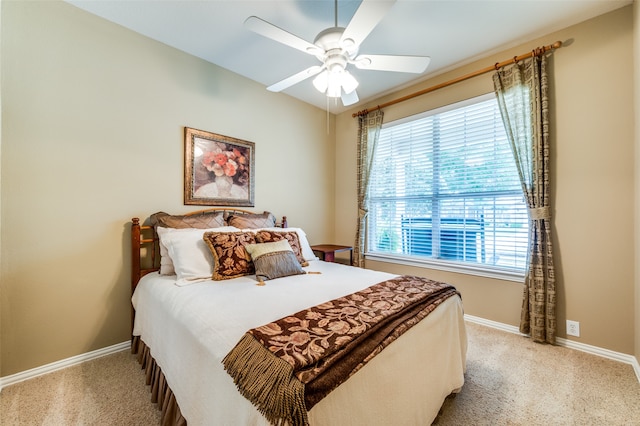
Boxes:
[365,93,527,282]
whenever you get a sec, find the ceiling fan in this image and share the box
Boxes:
[245,0,430,106]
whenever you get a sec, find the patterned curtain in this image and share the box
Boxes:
[354,110,384,268]
[493,54,556,344]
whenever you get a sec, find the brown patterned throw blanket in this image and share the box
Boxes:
[223,275,460,426]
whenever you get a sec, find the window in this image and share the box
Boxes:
[367,94,528,280]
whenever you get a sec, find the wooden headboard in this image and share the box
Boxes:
[130,208,287,295]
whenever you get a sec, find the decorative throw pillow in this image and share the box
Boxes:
[226,211,276,229]
[157,226,240,275]
[254,230,308,266]
[203,231,256,280]
[244,240,305,281]
[150,211,226,229]
[251,227,317,262]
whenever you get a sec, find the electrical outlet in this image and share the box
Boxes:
[566,320,580,337]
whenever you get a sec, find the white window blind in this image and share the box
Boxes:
[367,94,529,274]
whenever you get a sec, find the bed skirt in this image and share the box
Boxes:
[132,336,188,426]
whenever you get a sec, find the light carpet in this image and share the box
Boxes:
[435,322,640,425]
[1,322,638,425]
[0,350,161,425]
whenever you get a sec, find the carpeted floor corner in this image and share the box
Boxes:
[434,322,640,425]
[0,350,161,425]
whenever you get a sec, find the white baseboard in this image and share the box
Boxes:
[464,314,640,384]
[0,341,131,391]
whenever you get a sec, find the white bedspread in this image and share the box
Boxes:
[132,260,467,425]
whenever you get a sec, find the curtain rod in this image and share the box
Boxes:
[352,40,563,118]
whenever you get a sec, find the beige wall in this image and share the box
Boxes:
[0,1,334,376]
[336,6,636,355]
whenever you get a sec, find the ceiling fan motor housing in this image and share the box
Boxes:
[313,27,358,71]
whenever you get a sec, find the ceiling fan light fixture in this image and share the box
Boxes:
[340,70,358,94]
[323,70,343,98]
[312,70,329,93]
[327,80,342,98]
[313,69,358,98]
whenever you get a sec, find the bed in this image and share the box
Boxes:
[130,208,467,426]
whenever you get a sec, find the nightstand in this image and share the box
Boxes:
[311,244,353,264]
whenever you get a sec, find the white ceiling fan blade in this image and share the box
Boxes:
[340,0,396,47]
[341,88,359,106]
[354,54,431,73]
[244,16,321,56]
[267,65,324,92]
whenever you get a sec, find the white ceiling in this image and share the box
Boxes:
[66,0,631,114]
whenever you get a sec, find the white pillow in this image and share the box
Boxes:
[157,226,239,276]
[242,227,318,262]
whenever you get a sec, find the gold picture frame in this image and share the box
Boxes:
[184,127,255,206]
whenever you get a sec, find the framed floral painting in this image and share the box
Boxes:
[184,127,255,206]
